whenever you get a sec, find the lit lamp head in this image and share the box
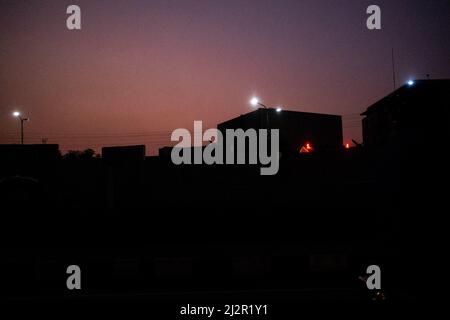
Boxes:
[275,107,282,112]
[407,80,414,86]
[13,111,21,117]
[250,97,260,107]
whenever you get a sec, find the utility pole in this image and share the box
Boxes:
[391,48,396,90]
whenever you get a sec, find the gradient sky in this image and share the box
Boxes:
[1,0,449,154]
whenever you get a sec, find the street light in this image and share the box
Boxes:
[249,96,277,134]
[12,111,29,144]
[250,96,268,109]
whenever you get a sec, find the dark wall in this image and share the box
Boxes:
[218,109,343,154]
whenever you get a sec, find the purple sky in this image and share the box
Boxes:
[1,0,449,154]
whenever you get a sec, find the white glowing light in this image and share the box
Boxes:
[250,97,259,107]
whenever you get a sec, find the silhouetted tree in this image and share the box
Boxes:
[63,148,99,161]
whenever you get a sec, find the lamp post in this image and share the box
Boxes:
[249,96,282,129]
[12,111,29,144]
[249,97,283,156]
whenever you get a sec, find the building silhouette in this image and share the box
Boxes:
[218,108,343,154]
[361,79,450,147]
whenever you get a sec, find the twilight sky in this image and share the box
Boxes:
[1,0,449,154]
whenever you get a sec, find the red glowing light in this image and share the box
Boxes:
[345,143,350,149]
[300,142,314,153]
